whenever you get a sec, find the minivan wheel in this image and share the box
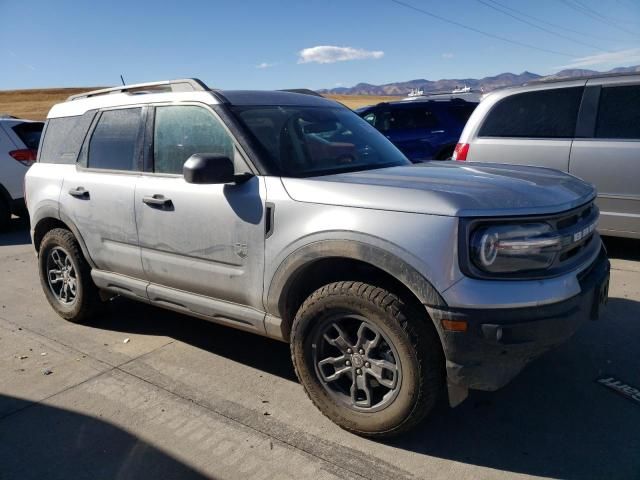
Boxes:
[38,228,100,323]
[291,281,444,437]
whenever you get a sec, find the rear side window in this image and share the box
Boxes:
[12,122,44,149]
[88,108,142,171]
[479,87,583,138]
[153,105,234,175]
[39,113,95,164]
[446,103,478,124]
[595,85,640,139]
[377,107,439,131]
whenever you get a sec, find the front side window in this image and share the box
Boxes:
[88,108,142,171]
[479,87,583,138]
[231,105,410,177]
[595,85,640,140]
[362,112,376,126]
[153,105,234,175]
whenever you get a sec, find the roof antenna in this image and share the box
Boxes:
[120,75,126,86]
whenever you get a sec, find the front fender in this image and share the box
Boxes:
[266,238,447,320]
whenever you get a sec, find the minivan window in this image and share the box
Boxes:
[87,108,142,171]
[39,113,95,164]
[479,87,583,138]
[153,105,234,175]
[595,85,640,140]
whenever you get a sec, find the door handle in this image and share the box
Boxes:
[142,194,173,209]
[430,130,445,134]
[68,187,90,199]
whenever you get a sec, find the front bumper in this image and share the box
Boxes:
[429,247,610,391]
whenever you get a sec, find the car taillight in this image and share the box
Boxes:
[9,149,37,167]
[452,143,469,161]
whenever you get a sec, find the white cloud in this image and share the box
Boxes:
[298,45,384,64]
[256,62,277,69]
[442,52,454,59]
[556,48,640,70]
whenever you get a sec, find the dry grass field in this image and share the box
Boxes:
[0,87,401,120]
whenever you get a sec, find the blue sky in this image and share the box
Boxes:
[1,0,639,91]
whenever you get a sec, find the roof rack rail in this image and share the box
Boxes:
[67,78,210,101]
[524,70,640,86]
[278,88,324,97]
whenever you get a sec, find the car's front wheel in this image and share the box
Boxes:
[291,281,444,437]
[38,228,100,323]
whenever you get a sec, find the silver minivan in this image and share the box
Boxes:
[454,73,640,239]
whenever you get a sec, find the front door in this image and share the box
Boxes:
[134,104,266,313]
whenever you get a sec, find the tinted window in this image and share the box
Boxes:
[88,108,142,171]
[377,107,439,131]
[595,85,640,139]
[363,112,376,126]
[446,103,478,124]
[39,113,95,164]
[153,106,234,174]
[231,105,410,177]
[480,87,583,138]
[12,122,44,149]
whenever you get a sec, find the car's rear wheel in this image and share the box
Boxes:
[38,228,100,323]
[291,281,444,437]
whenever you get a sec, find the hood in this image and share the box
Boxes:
[281,162,596,217]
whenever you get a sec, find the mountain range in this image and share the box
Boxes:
[318,65,640,96]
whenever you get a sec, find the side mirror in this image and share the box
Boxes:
[183,153,235,184]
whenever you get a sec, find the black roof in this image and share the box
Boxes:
[215,90,338,107]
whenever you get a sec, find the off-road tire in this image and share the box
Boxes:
[38,228,100,323]
[291,281,444,438]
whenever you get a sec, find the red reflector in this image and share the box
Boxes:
[452,143,469,161]
[9,149,37,166]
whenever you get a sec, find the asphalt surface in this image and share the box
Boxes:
[1,217,639,480]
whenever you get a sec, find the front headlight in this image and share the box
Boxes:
[469,223,561,274]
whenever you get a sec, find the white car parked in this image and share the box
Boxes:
[0,116,44,229]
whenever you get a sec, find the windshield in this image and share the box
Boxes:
[230,105,411,177]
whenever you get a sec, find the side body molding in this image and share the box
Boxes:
[265,239,447,340]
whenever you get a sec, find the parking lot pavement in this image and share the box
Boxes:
[0,218,639,480]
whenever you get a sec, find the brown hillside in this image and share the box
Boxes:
[0,88,400,120]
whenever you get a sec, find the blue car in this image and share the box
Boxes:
[356,98,478,162]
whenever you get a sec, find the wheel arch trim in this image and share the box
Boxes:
[31,205,96,269]
[265,239,447,339]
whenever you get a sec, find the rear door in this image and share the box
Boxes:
[468,85,584,171]
[134,103,267,316]
[60,107,146,279]
[569,78,640,237]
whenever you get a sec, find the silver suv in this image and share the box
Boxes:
[26,79,610,437]
[453,73,640,239]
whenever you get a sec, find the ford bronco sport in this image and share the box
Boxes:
[26,79,610,437]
